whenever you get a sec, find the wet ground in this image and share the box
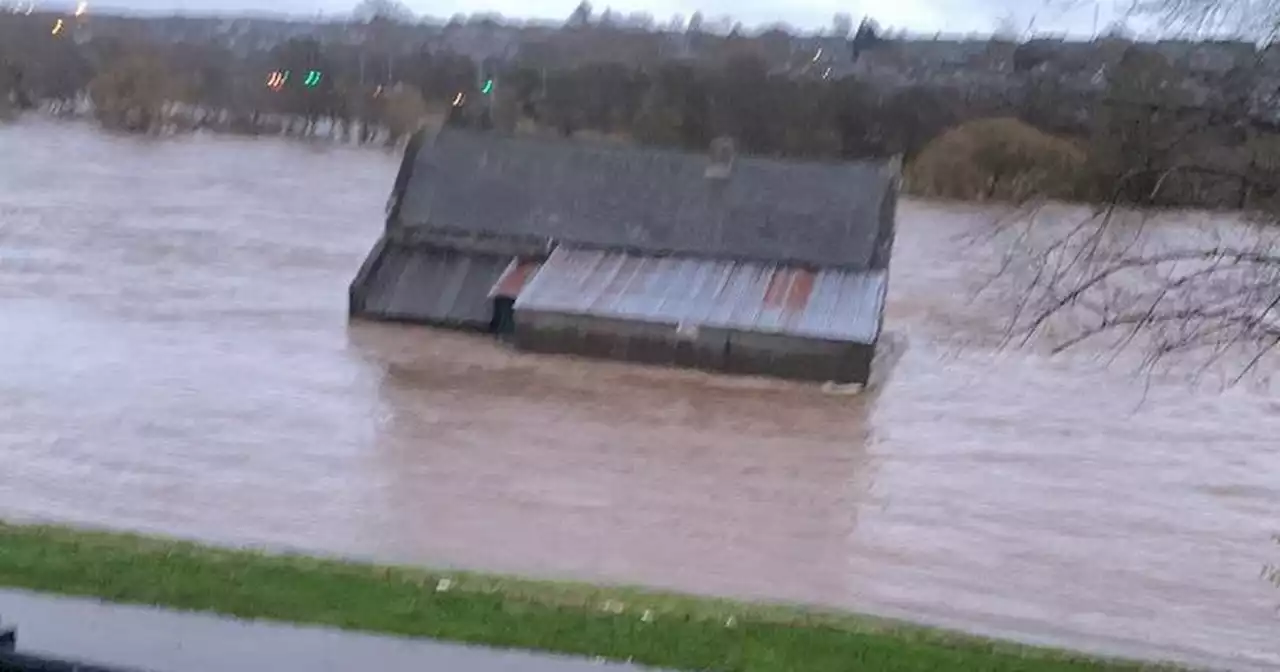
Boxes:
[1,120,1277,670]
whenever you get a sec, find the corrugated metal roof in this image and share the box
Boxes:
[360,245,511,325]
[488,258,544,299]
[514,248,887,344]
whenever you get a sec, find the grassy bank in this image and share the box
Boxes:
[0,523,1168,671]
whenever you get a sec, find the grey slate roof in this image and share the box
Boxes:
[394,129,898,270]
[357,244,511,326]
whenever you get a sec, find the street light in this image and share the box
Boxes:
[266,70,289,91]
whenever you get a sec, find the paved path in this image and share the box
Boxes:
[0,589,658,672]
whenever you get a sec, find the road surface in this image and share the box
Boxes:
[0,589,657,672]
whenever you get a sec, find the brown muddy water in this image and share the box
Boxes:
[1,119,1277,670]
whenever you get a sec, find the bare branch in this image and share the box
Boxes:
[1132,0,1280,39]
[981,199,1280,384]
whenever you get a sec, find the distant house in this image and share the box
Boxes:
[350,129,901,385]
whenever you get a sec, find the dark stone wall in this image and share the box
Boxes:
[385,129,428,228]
[389,227,552,258]
[348,234,389,317]
[514,311,874,384]
[870,161,901,272]
[725,331,874,384]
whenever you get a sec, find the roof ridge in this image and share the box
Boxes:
[431,127,896,171]
[400,128,900,269]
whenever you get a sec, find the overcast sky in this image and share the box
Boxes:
[93,0,1139,36]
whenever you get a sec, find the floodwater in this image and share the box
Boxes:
[1,119,1277,670]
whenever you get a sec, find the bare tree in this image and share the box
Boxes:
[687,11,704,33]
[831,13,853,39]
[377,83,428,144]
[351,0,415,24]
[0,54,18,119]
[270,38,338,136]
[567,1,593,28]
[1133,0,1280,38]
[1084,45,1197,204]
[983,182,1280,385]
[89,51,183,133]
[992,12,1020,41]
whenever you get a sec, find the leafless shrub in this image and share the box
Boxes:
[88,52,183,134]
[377,83,429,144]
[980,166,1280,385]
[906,118,1086,203]
[1133,0,1280,39]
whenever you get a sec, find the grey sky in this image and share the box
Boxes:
[94,0,1135,35]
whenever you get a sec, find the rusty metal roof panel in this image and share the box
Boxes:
[798,269,889,342]
[488,258,544,299]
[515,248,886,344]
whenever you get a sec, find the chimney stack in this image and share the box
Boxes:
[705,136,736,180]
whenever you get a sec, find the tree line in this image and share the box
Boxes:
[3,5,1280,213]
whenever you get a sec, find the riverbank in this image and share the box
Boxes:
[0,523,1172,672]
[4,104,410,147]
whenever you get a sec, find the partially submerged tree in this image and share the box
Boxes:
[89,52,183,133]
[907,118,1086,202]
[377,83,428,144]
[0,56,15,120]
[269,38,339,136]
[1082,46,1195,203]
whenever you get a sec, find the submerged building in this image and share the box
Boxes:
[350,129,900,385]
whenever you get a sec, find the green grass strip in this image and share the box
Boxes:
[0,523,1174,671]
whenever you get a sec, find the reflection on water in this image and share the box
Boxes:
[1,120,1277,671]
[350,324,878,601]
